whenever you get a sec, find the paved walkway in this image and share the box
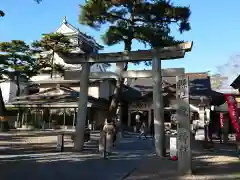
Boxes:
[0,132,154,180]
[2,130,239,180]
[124,140,240,180]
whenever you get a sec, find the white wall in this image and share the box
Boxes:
[99,80,111,100]
[71,86,99,99]
[0,81,27,103]
[30,73,63,82]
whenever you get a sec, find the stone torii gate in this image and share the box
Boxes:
[59,42,193,166]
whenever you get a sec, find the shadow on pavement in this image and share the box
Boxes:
[0,153,145,180]
[0,132,101,155]
[0,133,154,180]
[124,140,240,180]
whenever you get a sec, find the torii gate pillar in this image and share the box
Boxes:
[152,56,166,157]
[74,63,90,151]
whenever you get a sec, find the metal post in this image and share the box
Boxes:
[152,56,166,157]
[74,62,90,151]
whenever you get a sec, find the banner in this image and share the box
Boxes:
[224,94,240,139]
[219,112,224,128]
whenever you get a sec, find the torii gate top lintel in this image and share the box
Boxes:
[59,41,193,64]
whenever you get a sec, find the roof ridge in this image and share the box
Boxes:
[56,17,102,49]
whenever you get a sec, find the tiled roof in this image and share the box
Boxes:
[129,72,216,100]
[10,85,109,108]
[60,17,103,49]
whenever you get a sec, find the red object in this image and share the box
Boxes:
[171,156,177,161]
[224,94,240,140]
[220,112,224,128]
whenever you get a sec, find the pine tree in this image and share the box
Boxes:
[0,11,4,17]
[0,40,38,81]
[79,0,191,122]
[0,40,38,131]
[31,33,73,78]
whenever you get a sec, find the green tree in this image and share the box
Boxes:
[0,10,4,17]
[0,40,38,131]
[0,40,39,81]
[32,32,73,78]
[79,0,191,122]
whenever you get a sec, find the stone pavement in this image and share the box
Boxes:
[124,140,240,180]
[0,131,154,180]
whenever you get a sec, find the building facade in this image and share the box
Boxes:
[6,17,114,130]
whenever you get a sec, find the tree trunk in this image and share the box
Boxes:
[15,72,22,129]
[0,87,9,132]
[106,63,128,123]
[50,51,55,78]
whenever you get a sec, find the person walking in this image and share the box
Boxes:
[101,120,116,155]
[138,122,147,139]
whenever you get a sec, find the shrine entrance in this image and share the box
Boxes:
[60,41,193,174]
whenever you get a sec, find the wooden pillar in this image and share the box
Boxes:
[16,112,20,128]
[152,56,166,157]
[176,75,192,175]
[49,111,52,129]
[73,108,76,128]
[34,109,37,124]
[128,110,131,127]
[148,109,151,127]
[21,113,25,127]
[74,62,90,151]
[63,109,66,128]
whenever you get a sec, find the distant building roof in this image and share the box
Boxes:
[129,72,211,95]
[8,85,108,108]
[56,16,103,50]
[128,72,226,105]
[211,75,238,94]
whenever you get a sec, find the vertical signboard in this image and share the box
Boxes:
[176,75,192,174]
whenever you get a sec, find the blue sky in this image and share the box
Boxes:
[1,0,240,75]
